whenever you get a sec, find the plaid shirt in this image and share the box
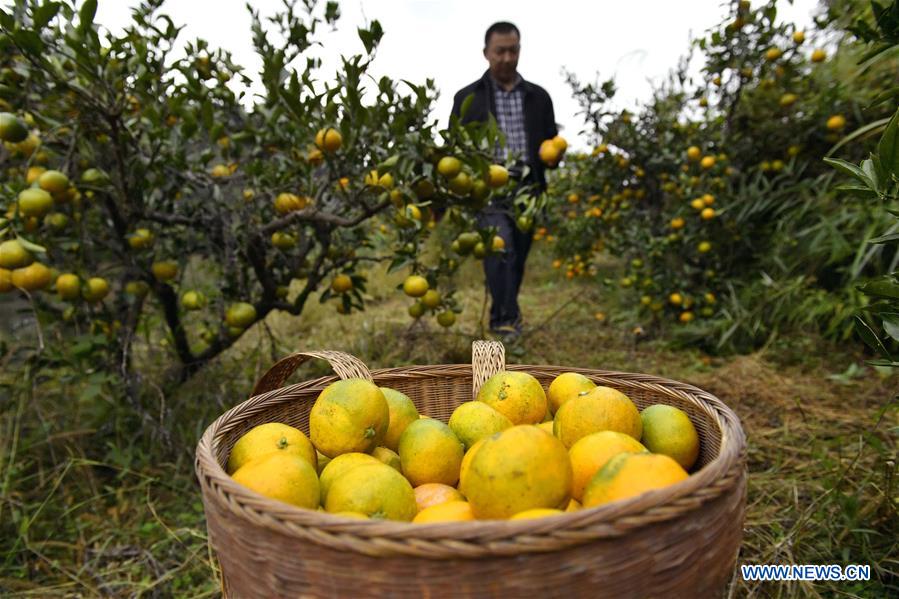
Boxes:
[492,76,528,165]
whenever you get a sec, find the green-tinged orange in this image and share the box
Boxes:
[324,463,416,521]
[569,431,647,501]
[460,425,572,520]
[448,401,513,450]
[398,418,464,487]
[309,378,389,458]
[380,387,419,451]
[318,452,380,504]
[582,452,689,507]
[640,404,700,470]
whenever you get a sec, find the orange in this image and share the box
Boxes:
[547,372,596,414]
[402,275,429,297]
[537,421,555,435]
[539,139,561,166]
[568,431,647,501]
[151,261,178,282]
[448,401,513,450]
[324,463,417,521]
[331,511,368,520]
[318,452,380,504]
[553,386,642,448]
[225,302,257,328]
[231,453,320,509]
[686,146,701,162]
[380,387,419,451]
[82,277,110,302]
[0,268,12,293]
[372,446,402,472]
[509,508,564,520]
[460,425,572,520]
[17,188,53,218]
[227,422,316,474]
[476,371,547,425]
[826,115,846,131]
[11,262,52,291]
[314,127,342,153]
[582,452,689,507]
[486,164,509,188]
[412,500,475,523]
[37,170,69,194]
[413,483,465,512]
[437,156,462,178]
[640,404,700,470]
[331,274,353,293]
[0,239,32,269]
[398,418,464,487]
[309,378,389,458]
[458,438,485,484]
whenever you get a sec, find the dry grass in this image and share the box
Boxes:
[1,243,896,597]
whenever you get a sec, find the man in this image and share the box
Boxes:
[450,21,562,341]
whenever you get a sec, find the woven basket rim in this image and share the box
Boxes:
[196,361,746,555]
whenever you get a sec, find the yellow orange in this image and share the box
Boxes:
[477,371,547,425]
[569,431,647,501]
[232,453,320,509]
[226,422,316,474]
[380,387,419,451]
[553,386,642,448]
[547,372,596,415]
[582,452,689,508]
[412,500,475,523]
[460,425,572,519]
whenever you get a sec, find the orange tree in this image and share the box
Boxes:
[544,0,898,352]
[0,0,524,394]
[827,1,899,366]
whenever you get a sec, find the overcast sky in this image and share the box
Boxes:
[94,0,821,150]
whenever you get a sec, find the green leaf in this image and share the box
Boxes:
[459,93,474,120]
[823,157,872,186]
[882,314,899,343]
[34,2,62,29]
[869,231,899,245]
[16,236,47,254]
[11,29,44,55]
[859,277,899,300]
[876,107,899,176]
[854,316,892,358]
[79,0,97,31]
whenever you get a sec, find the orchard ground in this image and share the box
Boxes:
[1,238,896,597]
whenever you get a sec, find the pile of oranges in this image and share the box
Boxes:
[227,371,700,523]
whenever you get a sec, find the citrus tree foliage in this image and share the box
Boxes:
[0,0,524,389]
[827,1,899,366]
[544,0,898,352]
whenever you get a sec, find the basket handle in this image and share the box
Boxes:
[251,350,373,396]
[471,340,506,399]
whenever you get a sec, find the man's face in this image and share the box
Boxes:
[484,31,520,81]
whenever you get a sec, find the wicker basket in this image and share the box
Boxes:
[195,341,747,598]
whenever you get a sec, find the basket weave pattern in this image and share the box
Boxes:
[196,341,747,598]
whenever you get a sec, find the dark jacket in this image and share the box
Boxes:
[450,70,558,191]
